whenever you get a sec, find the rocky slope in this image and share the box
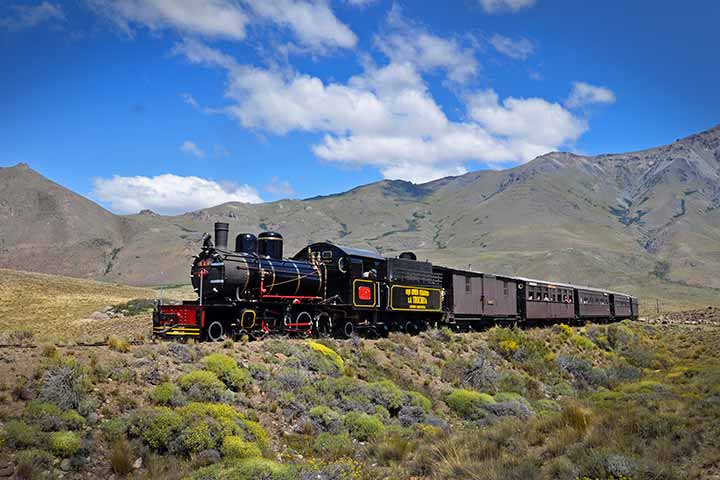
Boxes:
[1,125,719,308]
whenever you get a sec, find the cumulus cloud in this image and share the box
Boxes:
[489,34,534,60]
[479,0,536,14]
[374,5,479,83]
[467,89,587,159]
[566,82,616,109]
[265,176,295,196]
[86,0,355,51]
[93,174,262,214]
[243,0,357,50]
[0,1,65,30]
[174,39,589,184]
[86,0,250,40]
[180,140,205,157]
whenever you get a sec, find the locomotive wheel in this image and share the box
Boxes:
[206,321,225,342]
[314,313,333,338]
[341,320,355,339]
[404,321,419,335]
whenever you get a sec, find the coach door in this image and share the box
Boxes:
[482,276,517,317]
[452,274,482,315]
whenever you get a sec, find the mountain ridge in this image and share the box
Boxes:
[1,124,720,310]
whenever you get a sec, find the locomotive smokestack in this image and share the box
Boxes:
[214,222,229,250]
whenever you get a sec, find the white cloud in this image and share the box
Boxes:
[566,82,616,109]
[0,2,65,30]
[374,5,478,83]
[180,140,205,157]
[467,89,587,150]
[265,176,295,196]
[489,34,534,60]
[86,0,355,51]
[345,0,378,7]
[243,0,357,50]
[479,0,536,14]
[175,39,589,184]
[181,93,199,109]
[93,174,262,214]
[86,0,250,40]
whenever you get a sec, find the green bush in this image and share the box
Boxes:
[23,401,85,431]
[344,412,384,441]
[177,370,227,401]
[5,420,42,448]
[309,405,342,431]
[128,407,183,450]
[149,382,181,406]
[222,435,263,459]
[201,353,249,391]
[48,431,81,457]
[183,421,215,453]
[446,389,495,419]
[369,380,405,412]
[313,432,354,459]
[101,418,128,443]
[408,391,432,411]
[189,458,293,480]
[16,449,54,479]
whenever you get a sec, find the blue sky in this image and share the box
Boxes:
[1,0,718,215]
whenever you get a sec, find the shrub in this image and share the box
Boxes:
[309,405,343,433]
[5,420,42,448]
[189,458,292,480]
[16,449,53,480]
[222,435,262,459]
[110,438,134,475]
[559,403,592,433]
[38,358,91,410]
[307,341,344,370]
[101,418,128,443]
[183,421,215,453]
[150,382,182,406]
[129,407,183,450]
[408,391,432,411]
[201,353,249,391]
[313,432,354,459]
[499,339,519,355]
[108,336,131,353]
[556,323,574,337]
[41,344,59,359]
[48,431,81,457]
[344,412,384,441]
[177,370,227,402]
[446,389,495,419]
[369,380,405,412]
[8,329,34,344]
[23,402,84,431]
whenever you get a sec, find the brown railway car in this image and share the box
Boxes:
[610,292,633,319]
[575,287,611,319]
[516,278,575,322]
[436,268,519,323]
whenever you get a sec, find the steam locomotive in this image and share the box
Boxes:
[152,222,639,340]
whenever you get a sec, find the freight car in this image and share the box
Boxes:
[153,223,638,340]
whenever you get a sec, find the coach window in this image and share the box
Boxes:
[465,276,472,293]
[503,281,509,296]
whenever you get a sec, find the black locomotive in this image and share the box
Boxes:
[153,223,638,340]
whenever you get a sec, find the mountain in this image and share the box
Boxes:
[2,125,720,310]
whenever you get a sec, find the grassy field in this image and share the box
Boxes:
[0,269,190,342]
[0,269,719,479]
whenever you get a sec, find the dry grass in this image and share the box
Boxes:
[0,268,158,340]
